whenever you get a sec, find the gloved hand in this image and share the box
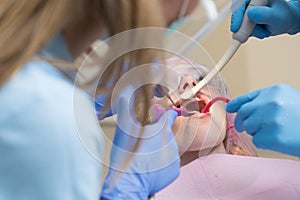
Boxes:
[231,0,300,39]
[101,86,180,199]
[226,84,300,157]
[95,62,131,120]
[95,94,113,120]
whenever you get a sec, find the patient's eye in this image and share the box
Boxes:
[196,75,204,82]
[183,83,189,90]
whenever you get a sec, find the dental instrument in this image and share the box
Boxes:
[161,88,180,108]
[167,107,198,117]
[149,104,198,123]
[181,0,268,100]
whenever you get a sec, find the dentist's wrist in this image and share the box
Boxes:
[101,170,149,200]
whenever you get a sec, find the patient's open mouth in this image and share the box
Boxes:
[180,93,210,114]
[183,99,206,113]
[152,91,215,118]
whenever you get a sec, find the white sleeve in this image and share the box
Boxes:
[0,61,104,200]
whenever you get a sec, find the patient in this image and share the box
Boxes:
[152,57,300,200]
[150,57,257,166]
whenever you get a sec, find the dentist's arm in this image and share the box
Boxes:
[101,86,180,199]
[231,0,300,39]
[226,84,300,157]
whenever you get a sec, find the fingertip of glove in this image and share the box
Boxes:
[235,126,245,133]
[252,25,271,39]
[230,15,240,33]
[166,110,178,121]
[247,7,261,20]
[247,7,273,25]
[113,85,135,113]
[225,102,235,113]
[230,25,238,33]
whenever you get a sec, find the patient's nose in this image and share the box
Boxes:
[178,75,197,93]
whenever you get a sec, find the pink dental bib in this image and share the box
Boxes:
[156,154,300,200]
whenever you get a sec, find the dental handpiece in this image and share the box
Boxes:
[181,0,268,100]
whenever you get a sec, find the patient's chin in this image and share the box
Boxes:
[188,119,226,152]
[172,99,227,156]
[173,114,226,155]
[187,130,224,152]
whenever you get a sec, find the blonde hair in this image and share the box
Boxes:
[92,0,166,124]
[0,0,166,125]
[0,0,85,86]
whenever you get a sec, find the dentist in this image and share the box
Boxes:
[0,0,199,199]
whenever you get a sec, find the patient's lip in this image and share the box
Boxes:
[191,112,210,119]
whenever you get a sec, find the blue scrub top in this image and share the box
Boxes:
[0,35,104,199]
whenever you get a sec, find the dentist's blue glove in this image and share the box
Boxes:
[95,62,132,120]
[95,94,113,120]
[95,85,169,120]
[101,86,180,199]
[231,0,300,39]
[226,84,300,157]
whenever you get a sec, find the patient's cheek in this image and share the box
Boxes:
[171,116,199,154]
[171,115,211,153]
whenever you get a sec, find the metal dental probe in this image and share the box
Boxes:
[181,0,268,100]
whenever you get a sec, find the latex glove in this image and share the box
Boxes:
[95,61,131,120]
[101,86,180,199]
[231,0,300,39]
[226,84,300,157]
[95,85,168,119]
[95,94,113,120]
